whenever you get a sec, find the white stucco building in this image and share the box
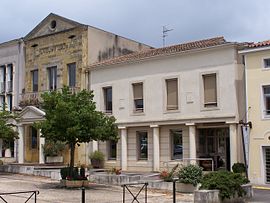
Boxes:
[0,38,25,161]
[89,37,246,172]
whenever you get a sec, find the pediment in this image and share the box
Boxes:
[19,106,45,121]
[24,13,85,40]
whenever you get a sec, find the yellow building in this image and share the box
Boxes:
[240,41,270,184]
[17,13,151,165]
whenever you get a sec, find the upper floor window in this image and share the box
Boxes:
[47,66,57,90]
[264,58,270,69]
[68,63,76,87]
[133,82,144,112]
[166,78,178,110]
[103,86,112,113]
[6,64,13,92]
[7,94,12,112]
[203,73,217,108]
[31,70,38,92]
[263,85,270,117]
[137,131,148,160]
[0,95,5,110]
[0,66,5,93]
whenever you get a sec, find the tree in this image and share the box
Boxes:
[37,87,118,168]
[0,110,19,141]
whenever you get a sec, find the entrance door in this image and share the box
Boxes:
[198,128,230,171]
[25,126,39,163]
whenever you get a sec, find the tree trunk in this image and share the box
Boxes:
[70,142,75,169]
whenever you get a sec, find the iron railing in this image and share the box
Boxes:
[122,182,148,203]
[0,190,39,203]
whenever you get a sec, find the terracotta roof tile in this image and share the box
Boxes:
[90,36,228,68]
[248,40,270,48]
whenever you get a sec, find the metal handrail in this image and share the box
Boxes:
[0,190,39,203]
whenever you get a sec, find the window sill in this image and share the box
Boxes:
[131,112,145,116]
[201,106,220,111]
[262,116,270,120]
[136,160,148,163]
[164,109,180,114]
[261,67,270,71]
[107,159,117,163]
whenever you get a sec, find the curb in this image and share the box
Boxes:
[253,186,270,190]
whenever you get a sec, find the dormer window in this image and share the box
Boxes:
[50,20,57,30]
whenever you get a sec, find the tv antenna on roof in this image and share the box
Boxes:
[162,25,173,47]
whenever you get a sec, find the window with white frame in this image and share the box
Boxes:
[103,86,112,113]
[171,130,183,160]
[108,140,117,160]
[132,82,144,112]
[137,131,148,160]
[6,64,13,92]
[47,66,57,90]
[203,73,217,107]
[166,78,178,110]
[264,58,270,69]
[263,85,270,117]
[68,63,76,87]
[0,66,5,93]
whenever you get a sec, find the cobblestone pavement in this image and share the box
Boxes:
[0,173,193,203]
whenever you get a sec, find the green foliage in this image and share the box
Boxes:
[232,163,246,174]
[200,171,249,200]
[178,164,203,186]
[43,140,65,156]
[60,167,69,180]
[160,164,179,182]
[60,167,87,180]
[36,87,118,168]
[0,110,18,141]
[89,150,105,161]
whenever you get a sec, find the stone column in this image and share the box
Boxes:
[229,123,237,170]
[151,125,160,171]
[39,130,45,164]
[187,123,196,164]
[120,127,127,171]
[18,125,24,164]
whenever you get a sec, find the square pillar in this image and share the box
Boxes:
[119,127,127,171]
[187,123,196,164]
[229,123,238,170]
[18,125,24,164]
[151,125,160,171]
[39,130,45,164]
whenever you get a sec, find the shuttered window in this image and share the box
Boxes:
[133,83,143,112]
[263,86,270,116]
[203,74,217,107]
[265,147,270,183]
[68,63,76,87]
[103,86,112,113]
[32,70,38,92]
[166,78,178,110]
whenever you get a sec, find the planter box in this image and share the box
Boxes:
[194,184,253,203]
[176,182,197,193]
[60,179,90,188]
[46,156,63,163]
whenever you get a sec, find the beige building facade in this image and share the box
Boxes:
[240,41,270,184]
[89,37,246,172]
[17,13,151,164]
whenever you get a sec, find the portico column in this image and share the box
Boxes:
[18,125,24,164]
[119,127,127,171]
[229,123,238,170]
[186,123,196,164]
[39,130,45,164]
[151,125,160,171]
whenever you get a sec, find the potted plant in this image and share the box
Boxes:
[60,166,89,188]
[89,151,105,169]
[43,140,65,163]
[177,164,203,193]
[232,163,246,175]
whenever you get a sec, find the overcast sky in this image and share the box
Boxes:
[1,0,270,47]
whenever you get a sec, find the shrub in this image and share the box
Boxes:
[177,164,203,186]
[43,140,65,157]
[200,171,249,200]
[232,163,246,174]
[89,151,105,161]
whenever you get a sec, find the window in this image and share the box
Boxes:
[133,83,143,112]
[7,64,13,92]
[108,140,117,160]
[31,70,38,92]
[263,85,270,117]
[171,130,183,159]
[0,66,5,93]
[137,131,148,160]
[103,86,112,113]
[264,58,270,69]
[7,95,12,112]
[166,78,178,110]
[68,63,76,87]
[0,96,5,110]
[203,73,217,107]
[47,66,57,90]
[30,126,38,149]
